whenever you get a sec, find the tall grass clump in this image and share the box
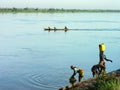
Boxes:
[94,74,120,90]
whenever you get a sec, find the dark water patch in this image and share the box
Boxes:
[20,47,50,59]
[21,48,33,52]
[0,54,19,57]
[16,18,39,24]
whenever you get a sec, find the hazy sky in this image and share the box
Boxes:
[0,0,120,9]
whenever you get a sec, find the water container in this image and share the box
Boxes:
[100,43,105,51]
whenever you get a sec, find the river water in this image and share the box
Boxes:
[0,12,120,90]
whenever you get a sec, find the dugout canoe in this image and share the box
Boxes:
[44,28,68,31]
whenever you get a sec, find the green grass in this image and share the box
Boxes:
[96,80,120,90]
[92,74,120,90]
[70,74,120,90]
[0,8,120,13]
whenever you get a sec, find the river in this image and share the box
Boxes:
[0,12,120,90]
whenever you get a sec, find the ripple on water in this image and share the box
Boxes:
[20,72,67,90]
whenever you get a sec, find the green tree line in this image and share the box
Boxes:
[0,8,120,13]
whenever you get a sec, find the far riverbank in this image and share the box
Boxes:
[0,8,120,13]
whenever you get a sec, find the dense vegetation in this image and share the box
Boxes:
[0,8,120,13]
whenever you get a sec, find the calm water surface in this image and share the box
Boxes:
[0,13,120,90]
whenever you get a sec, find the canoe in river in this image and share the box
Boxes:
[44,28,67,30]
[44,27,68,31]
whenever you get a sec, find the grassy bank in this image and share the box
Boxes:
[92,75,120,90]
[0,8,120,13]
[59,69,120,90]
[69,74,120,90]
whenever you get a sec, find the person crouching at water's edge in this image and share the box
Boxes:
[70,65,84,82]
